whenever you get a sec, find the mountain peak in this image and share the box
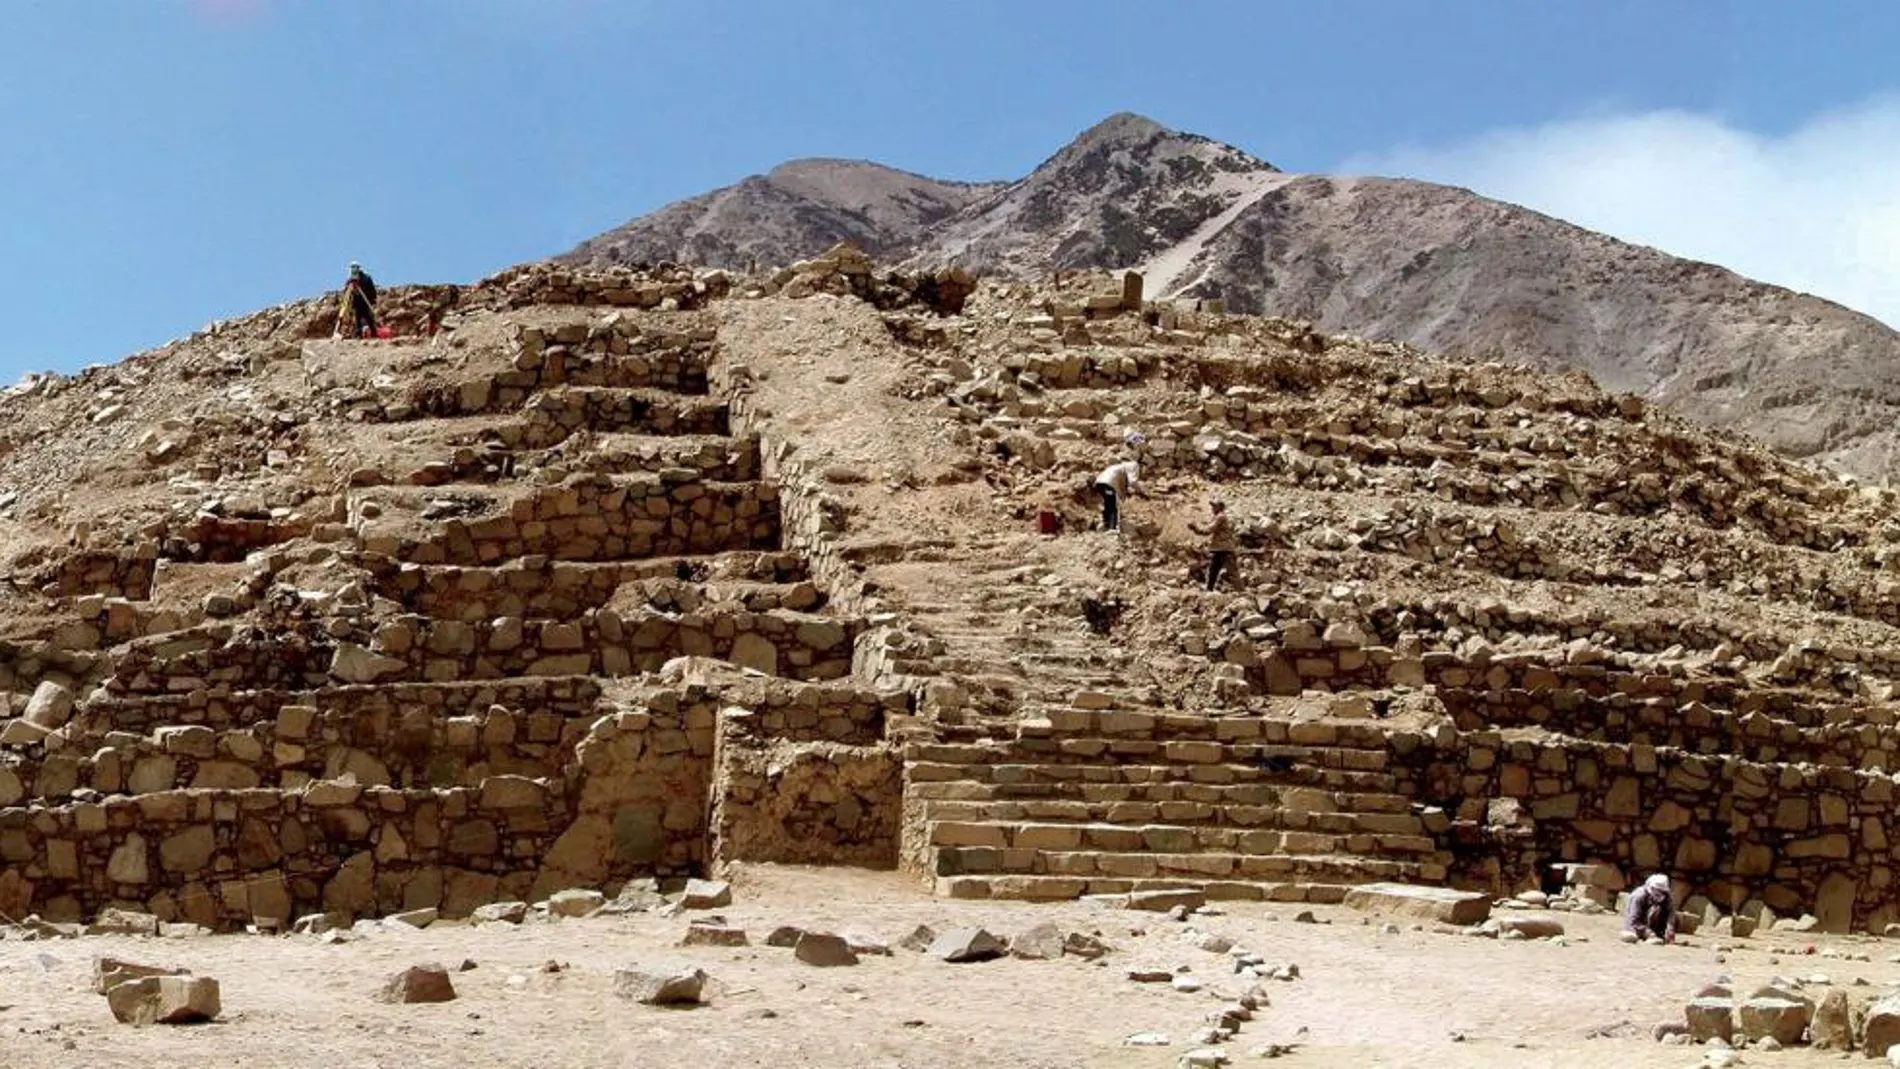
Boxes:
[1072,111,1169,145]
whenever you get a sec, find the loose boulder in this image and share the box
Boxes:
[547,888,605,918]
[1866,993,1900,1057]
[1811,988,1851,1049]
[928,927,1007,963]
[380,963,456,1004]
[1684,995,1734,1044]
[472,901,528,925]
[680,921,748,948]
[614,965,708,1006]
[105,975,221,1025]
[680,879,732,910]
[1497,915,1564,939]
[92,957,184,995]
[1010,922,1067,960]
[1736,987,1810,1045]
[793,932,859,967]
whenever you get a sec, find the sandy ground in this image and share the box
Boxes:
[0,866,1881,1069]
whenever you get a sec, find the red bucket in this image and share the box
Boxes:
[1037,510,1059,535]
[376,326,394,339]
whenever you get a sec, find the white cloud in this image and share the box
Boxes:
[1351,97,1900,330]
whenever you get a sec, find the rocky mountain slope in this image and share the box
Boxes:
[558,113,1900,478]
[565,159,1003,271]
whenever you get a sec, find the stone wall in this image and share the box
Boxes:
[709,680,906,869]
[357,473,781,565]
[370,552,805,621]
[0,782,574,929]
[0,671,907,926]
[49,550,157,599]
[476,263,734,312]
[7,680,606,805]
[1410,730,1900,933]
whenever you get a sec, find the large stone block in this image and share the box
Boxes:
[1736,990,1810,1045]
[106,975,221,1025]
[1343,883,1490,925]
[1868,993,1900,1058]
[1684,997,1733,1043]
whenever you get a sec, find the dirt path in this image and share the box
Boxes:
[0,866,1877,1068]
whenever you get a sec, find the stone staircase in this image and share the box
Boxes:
[909,709,1450,902]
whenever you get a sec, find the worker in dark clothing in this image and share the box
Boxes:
[1190,498,1239,591]
[342,261,379,338]
[1621,873,1678,944]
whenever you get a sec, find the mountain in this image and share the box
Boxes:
[564,158,1004,270]
[558,113,1900,477]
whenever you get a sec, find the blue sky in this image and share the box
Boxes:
[3,0,1898,377]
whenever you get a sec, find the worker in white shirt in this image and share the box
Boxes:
[1093,458,1139,532]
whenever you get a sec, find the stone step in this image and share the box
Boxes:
[908,738,1394,772]
[926,818,1437,858]
[919,795,1424,832]
[906,758,1400,794]
[1019,709,1400,748]
[931,845,1443,884]
[934,873,1369,904]
[922,800,1431,843]
[906,778,1415,814]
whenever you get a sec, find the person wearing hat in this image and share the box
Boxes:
[1189,497,1239,591]
[342,261,379,338]
[1621,873,1678,944]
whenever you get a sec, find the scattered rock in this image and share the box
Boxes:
[898,924,938,952]
[1735,986,1810,1045]
[1011,922,1067,960]
[1064,931,1111,960]
[386,908,438,930]
[1125,1032,1171,1046]
[1128,966,1176,983]
[613,965,708,1006]
[1864,992,1900,1057]
[680,921,749,948]
[380,963,456,1004]
[928,927,1006,963]
[547,888,605,918]
[1811,988,1851,1049]
[1189,931,1234,954]
[92,958,184,995]
[471,901,528,925]
[1685,994,1735,1043]
[1126,889,1207,913]
[793,932,859,968]
[679,879,732,910]
[1498,916,1565,939]
[87,909,160,937]
[106,975,221,1025]
[766,925,805,948]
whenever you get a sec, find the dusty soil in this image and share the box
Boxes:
[0,866,1873,1068]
